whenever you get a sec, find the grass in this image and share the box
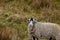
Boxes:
[0,0,60,40]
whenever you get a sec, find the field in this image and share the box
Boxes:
[0,0,60,40]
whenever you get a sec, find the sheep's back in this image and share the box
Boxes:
[34,22,59,38]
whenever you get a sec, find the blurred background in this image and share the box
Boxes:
[0,0,60,40]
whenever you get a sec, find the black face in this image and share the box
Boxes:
[28,18,35,27]
[30,18,33,21]
[28,18,36,23]
[28,18,33,22]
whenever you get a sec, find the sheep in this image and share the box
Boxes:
[28,18,60,40]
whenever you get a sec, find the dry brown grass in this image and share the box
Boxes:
[32,0,53,9]
[0,27,18,40]
[0,0,60,40]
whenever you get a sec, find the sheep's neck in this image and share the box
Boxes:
[30,22,35,33]
[35,21,40,24]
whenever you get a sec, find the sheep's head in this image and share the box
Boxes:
[28,18,36,27]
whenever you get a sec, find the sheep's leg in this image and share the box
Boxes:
[36,38,38,40]
[32,36,35,40]
[49,37,52,40]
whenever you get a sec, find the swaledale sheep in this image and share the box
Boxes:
[28,18,60,40]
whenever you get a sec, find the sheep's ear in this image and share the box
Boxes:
[27,19,30,23]
[33,19,35,22]
[33,18,36,21]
